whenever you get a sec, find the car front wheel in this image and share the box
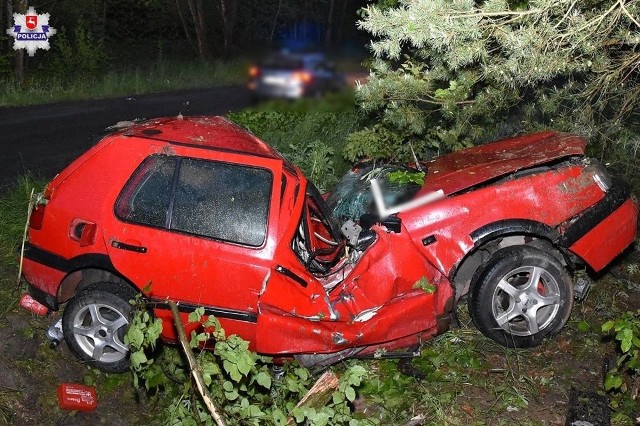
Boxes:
[468,246,573,348]
[62,282,136,373]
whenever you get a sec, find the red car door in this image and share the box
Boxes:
[102,150,283,347]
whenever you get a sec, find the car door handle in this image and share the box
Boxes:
[112,240,147,253]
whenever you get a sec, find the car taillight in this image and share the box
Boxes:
[293,71,313,84]
[249,66,260,78]
[29,204,46,230]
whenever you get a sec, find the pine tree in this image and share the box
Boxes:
[347,0,640,164]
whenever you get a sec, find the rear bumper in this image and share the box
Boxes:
[21,243,69,310]
[561,177,638,271]
[22,256,65,310]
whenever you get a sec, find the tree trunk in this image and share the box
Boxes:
[186,0,211,60]
[336,0,349,43]
[175,0,197,55]
[12,0,26,84]
[270,0,283,43]
[217,0,237,58]
[325,0,335,44]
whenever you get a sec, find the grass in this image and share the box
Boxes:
[0,58,250,107]
[0,176,44,314]
[229,92,359,190]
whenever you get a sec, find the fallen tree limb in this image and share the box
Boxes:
[286,370,339,425]
[17,188,34,289]
[169,301,226,426]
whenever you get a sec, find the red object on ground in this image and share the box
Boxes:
[19,293,48,316]
[57,383,97,411]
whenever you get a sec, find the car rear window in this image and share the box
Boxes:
[260,55,303,70]
[116,156,177,228]
[116,155,272,247]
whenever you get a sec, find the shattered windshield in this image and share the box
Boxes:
[326,164,423,222]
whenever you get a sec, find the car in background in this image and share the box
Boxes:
[20,116,638,373]
[247,51,346,100]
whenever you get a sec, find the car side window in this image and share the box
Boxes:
[170,158,272,247]
[115,155,177,228]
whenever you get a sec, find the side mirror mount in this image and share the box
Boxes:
[380,216,401,233]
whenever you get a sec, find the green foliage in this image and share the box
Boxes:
[412,276,435,294]
[0,58,248,107]
[602,310,640,421]
[49,22,107,77]
[128,305,371,425]
[0,176,45,313]
[360,330,484,423]
[125,296,164,390]
[0,177,43,270]
[229,108,358,191]
[351,0,640,163]
[387,170,425,186]
[602,311,640,391]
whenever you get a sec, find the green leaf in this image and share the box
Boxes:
[311,411,330,426]
[413,276,436,294]
[130,350,147,368]
[224,360,242,382]
[577,320,590,332]
[126,327,144,349]
[292,407,305,423]
[202,361,221,377]
[618,328,633,352]
[223,380,234,392]
[188,307,205,323]
[145,372,166,390]
[345,386,356,402]
[255,371,272,389]
[224,389,239,401]
[272,408,287,425]
[604,372,623,390]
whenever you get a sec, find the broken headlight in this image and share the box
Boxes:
[586,160,612,192]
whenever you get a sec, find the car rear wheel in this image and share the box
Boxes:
[62,282,136,373]
[468,246,573,348]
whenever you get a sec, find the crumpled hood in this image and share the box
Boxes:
[420,131,586,195]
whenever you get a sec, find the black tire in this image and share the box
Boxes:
[468,246,573,348]
[62,282,137,373]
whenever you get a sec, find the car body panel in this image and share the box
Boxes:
[421,131,586,195]
[403,164,607,277]
[568,199,638,271]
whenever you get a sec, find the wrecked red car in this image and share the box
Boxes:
[21,116,638,373]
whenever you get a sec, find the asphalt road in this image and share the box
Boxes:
[0,85,251,188]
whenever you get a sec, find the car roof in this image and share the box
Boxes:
[117,116,288,161]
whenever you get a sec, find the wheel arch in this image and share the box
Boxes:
[57,254,139,305]
[450,219,569,300]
